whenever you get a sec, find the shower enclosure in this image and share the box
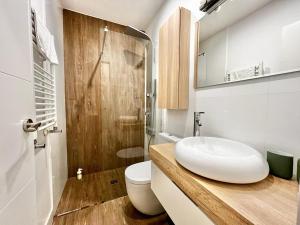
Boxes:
[63,10,154,177]
[125,26,156,138]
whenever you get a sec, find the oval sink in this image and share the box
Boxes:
[175,137,269,184]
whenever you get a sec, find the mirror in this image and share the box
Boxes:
[195,0,300,88]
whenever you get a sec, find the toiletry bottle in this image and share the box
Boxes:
[77,168,83,180]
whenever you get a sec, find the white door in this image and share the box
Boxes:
[0,0,37,225]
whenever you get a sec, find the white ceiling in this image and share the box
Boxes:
[62,0,165,30]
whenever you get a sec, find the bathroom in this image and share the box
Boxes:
[1,0,300,224]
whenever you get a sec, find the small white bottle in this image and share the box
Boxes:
[77,168,83,180]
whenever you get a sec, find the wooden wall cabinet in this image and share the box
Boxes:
[158,7,191,109]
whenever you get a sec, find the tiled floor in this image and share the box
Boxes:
[53,168,173,225]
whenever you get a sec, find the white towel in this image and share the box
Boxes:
[49,34,59,64]
[36,14,59,64]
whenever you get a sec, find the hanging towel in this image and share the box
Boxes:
[35,14,59,64]
[49,34,59,64]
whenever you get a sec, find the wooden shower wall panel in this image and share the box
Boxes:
[64,10,145,177]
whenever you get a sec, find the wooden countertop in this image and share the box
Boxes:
[150,143,298,225]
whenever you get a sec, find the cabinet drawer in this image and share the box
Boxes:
[151,162,214,225]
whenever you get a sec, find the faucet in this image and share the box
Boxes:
[193,112,205,136]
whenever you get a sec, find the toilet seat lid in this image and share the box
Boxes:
[125,160,151,185]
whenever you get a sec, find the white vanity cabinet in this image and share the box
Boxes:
[151,162,214,225]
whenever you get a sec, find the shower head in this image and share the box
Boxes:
[125,26,151,41]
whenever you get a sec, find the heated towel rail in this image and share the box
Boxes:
[33,62,57,130]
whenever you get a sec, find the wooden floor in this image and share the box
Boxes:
[53,168,173,225]
[53,196,173,225]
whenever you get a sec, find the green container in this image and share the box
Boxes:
[267,151,293,180]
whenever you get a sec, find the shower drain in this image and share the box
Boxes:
[55,204,95,217]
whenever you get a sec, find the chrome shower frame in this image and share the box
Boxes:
[125,26,156,137]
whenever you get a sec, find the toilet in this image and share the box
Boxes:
[125,160,165,215]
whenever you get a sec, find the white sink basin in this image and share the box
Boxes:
[175,137,269,184]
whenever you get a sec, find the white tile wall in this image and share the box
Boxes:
[0,0,38,223]
[0,73,35,209]
[35,144,53,225]
[0,0,32,81]
[195,74,300,174]
[147,0,300,175]
[44,0,68,217]
[0,0,67,224]
[0,179,37,225]
[31,0,68,224]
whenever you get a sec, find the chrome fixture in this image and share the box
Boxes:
[48,126,62,133]
[43,126,62,135]
[34,139,45,149]
[102,25,109,51]
[88,25,109,87]
[23,118,41,132]
[125,26,155,137]
[125,26,151,41]
[145,79,156,136]
[193,112,205,136]
[200,0,227,14]
[104,25,108,32]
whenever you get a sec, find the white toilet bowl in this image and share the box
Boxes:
[125,160,165,215]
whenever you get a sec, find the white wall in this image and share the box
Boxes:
[44,0,68,219]
[146,0,202,146]
[147,0,300,175]
[0,0,67,223]
[0,1,37,224]
[31,0,68,224]
[226,0,300,74]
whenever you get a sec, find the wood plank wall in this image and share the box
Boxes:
[63,10,145,177]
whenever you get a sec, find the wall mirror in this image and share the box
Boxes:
[195,0,300,88]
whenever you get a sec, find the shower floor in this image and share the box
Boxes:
[54,167,127,216]
[53,167,173,225]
